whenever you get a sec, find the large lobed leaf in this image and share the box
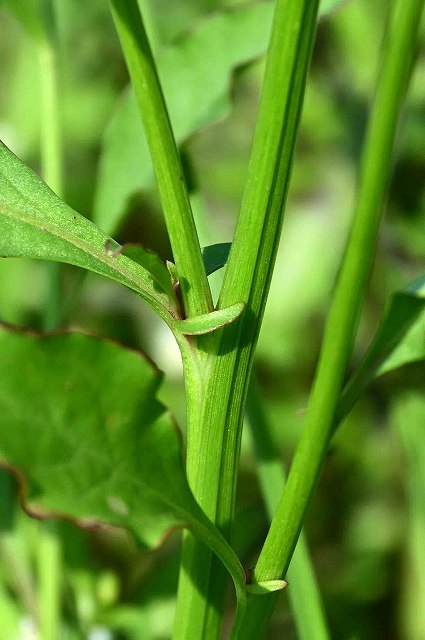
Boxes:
[94,0,347,235]
[0,326,245,598]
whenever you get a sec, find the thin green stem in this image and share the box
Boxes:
[108,0,212,318]
[174,1,320,637]
[234,0,425,636]
[246,377,330,640]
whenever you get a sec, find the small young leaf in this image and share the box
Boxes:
[175,302,245,335]
[202,243,232,276]
[0,327,245,602]
[336,273,425,425]
[246,580,288,595]
[166,260,179,287]
[0,141,178,322]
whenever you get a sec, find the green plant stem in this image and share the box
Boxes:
[36,4,63,638]
[233,0,425,636]
[246,377,330,640]
[174,1,320,638]
[108,0,212,318]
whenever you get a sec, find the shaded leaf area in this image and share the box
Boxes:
[320,0,349,14]
[202,243,232,276]
[0,0,44,40]
[335,273,425,427]
[94,0,348,235]
[0,327,245,595]
[0,141,178,322]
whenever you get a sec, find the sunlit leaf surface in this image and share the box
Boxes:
[0,141,177,321]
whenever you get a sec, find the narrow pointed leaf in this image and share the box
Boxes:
[376,314,425,376]
[202,243,232,276]
[94,0,343,235]
[336,273,425,425]
[0,141,178,322]
[0,327,245,600]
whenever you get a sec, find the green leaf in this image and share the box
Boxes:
[376,308,425,376]
[94,0,347,235]
[336,273,425,425]
[0,141,178,323]
[202,243,232,276]
[176,302,245,336]
[110,242,176,304]
[319,0,349,14]
[1,0,44,40]
[0,327,246,600]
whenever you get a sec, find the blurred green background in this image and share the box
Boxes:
[0,0,424,638]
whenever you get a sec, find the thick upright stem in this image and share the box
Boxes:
[174,1,320,637]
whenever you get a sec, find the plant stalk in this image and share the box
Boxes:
[174,0,320,637]
[233,0,425,636]
[108,0,212,318]
[246,377,330,640]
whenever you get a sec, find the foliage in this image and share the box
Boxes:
[0,0,424,638]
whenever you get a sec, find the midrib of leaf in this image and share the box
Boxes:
[0,200,175,322]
